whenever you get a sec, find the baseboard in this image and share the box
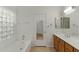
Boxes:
[33,46,47,47]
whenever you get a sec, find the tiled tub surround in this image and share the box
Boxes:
[0,7,32,52]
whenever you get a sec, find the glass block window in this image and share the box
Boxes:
[0,7,16,43]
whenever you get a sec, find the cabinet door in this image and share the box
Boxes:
[53,35,57,49]
[74,48,79,52]
[56,37,60,51]
[53,35,59,51]
[65,42,74,52]
[59,39,65,52]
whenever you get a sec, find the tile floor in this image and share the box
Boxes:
[30,46,56,52]
[30,33,55,52]
[37,33,43,40]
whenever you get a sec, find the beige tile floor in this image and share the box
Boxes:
[30,46,56,52]
[37,33,43,40]
[30,34,56,52]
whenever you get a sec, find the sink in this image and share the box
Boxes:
[64,34,71,38]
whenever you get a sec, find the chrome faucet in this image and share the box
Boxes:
[64,33,70,38]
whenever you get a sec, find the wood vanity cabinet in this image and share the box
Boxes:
[53,35,57,49]
[58,38,65,52]
[74,48,79,52]
[64,42,74,52]
[54,35,64,52]
[53,35,59,51]
[53,35,79,52]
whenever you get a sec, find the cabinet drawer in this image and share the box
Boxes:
[53,35,57,48]
[65,42,74,52]
[53,35,60,51]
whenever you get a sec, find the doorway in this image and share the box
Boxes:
[37,20,43,40]
[33,13,47,46]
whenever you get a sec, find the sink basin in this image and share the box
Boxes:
[64,34,71,38]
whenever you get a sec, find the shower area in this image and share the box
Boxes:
[0,7,17,51]
[0,6,35,52]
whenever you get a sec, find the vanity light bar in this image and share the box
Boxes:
[64,6,76,15]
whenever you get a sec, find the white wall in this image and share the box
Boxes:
[64,7,79,34]
[41,7,61,47]
[16,7,36,46]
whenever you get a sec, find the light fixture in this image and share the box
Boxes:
[64,6,76,15]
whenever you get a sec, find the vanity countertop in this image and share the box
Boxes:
[54,31,79,50]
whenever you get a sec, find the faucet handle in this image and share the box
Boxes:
[22,35,25,40]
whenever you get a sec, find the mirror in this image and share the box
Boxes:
[55,17,70,29]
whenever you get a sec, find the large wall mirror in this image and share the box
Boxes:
[55,17,70,29]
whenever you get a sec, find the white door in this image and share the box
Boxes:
[33,13,47,46]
